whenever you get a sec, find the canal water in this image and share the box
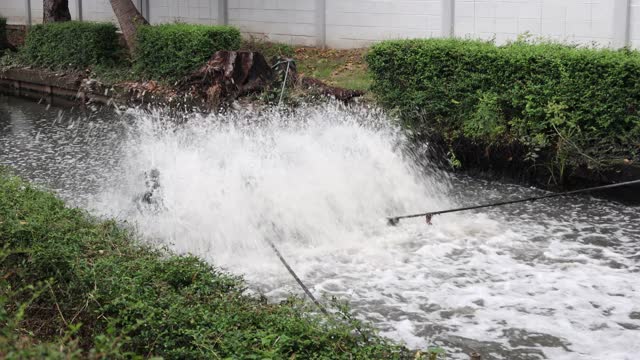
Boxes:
[1,95,639,360]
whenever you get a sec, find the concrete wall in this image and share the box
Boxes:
[0,0,637,49]
[3,0,84,24]
[630,0,640,48]
[1,0,27,25]
[229,0,317,46]
[454,0,616,46]
[81,0,116,22]
[150,0,220,26]
[326,0,442,48]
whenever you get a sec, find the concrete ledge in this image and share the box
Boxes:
[0,67,112,106]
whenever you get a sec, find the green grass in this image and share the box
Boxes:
[295,48,372,91]
[240,38,372,92]
[299,57,337,79]
[0,170,439,359]
[332,69,372,92]
[90,62,138,84]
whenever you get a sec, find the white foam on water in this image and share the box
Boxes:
[92,104,452,276]
[77,104,640,360]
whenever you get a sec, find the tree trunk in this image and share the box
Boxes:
[108,0,148,53]
[179,51,274,108]
[43,0,71,23]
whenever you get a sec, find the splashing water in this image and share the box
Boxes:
[92,105,452,271]
[1,96,639,360]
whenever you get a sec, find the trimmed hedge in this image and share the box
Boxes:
[20,21,120,68]
[367,39,640,181]
[135,23,241,80]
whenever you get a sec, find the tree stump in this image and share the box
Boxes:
[180,51,273,108]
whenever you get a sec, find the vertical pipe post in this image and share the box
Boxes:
[613,0,631,48]
[136,0,150,22]
[25,0,32,26]
[144,0,150,22]
[137,0,149,22]
[316,0,326,48]
[218,0,228,25]
[441,0,455,37]
[76,0,83,21]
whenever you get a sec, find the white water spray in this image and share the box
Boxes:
[94,104,453,272]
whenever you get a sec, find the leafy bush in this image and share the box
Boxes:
[0,170,419,359]
[367,39,640,182]
[20,21,120,68]
[135,23,241,80]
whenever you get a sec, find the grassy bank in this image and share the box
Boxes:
[0,171,433,359]
[1,21,241,84]
[0,21,369,93]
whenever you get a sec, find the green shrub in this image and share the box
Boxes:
[367,39,640,182]
[19,21,120,68]
[135,23,241,80]
[0,170,417,359]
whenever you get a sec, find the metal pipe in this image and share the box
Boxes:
[388,179,640,226]
[613,0,631,48]
[441,0,455,37]
[25,0,32,26]
[76,0,83,21]
[316,0,326,48]
[218,0,228,25]
[144,0,150,21]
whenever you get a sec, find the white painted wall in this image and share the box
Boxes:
[326,0,442,48]
[150,0,220,26]
[229,0,317,46]
[455,0,616,46]
[81,0,116,23]
[2,0,83,24]
[0,0,636,49]
[1,0,28,25]
[629,0,640,48]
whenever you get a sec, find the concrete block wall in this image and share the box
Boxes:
[228,0,317,46]
[455,0,616,46]
[81,0,116,23]
[150,0,220,26]
[325,0,442,48]
[1,0,81,24]
[630,0,640,48]
[0,0,638,49]
[2,0,28,24]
